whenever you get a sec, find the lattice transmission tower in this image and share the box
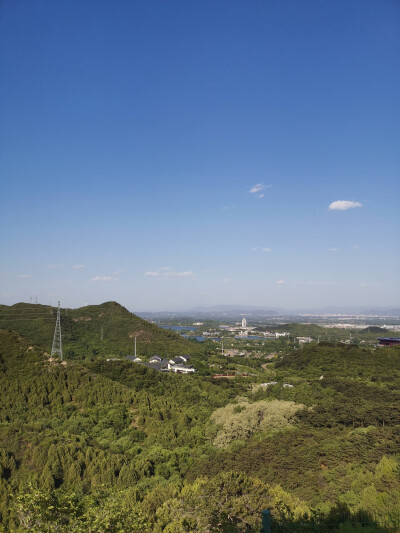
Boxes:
[51,301,63,361]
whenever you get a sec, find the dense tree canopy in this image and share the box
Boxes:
[1,314,400,531]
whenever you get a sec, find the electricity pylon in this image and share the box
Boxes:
[51,301,63,361]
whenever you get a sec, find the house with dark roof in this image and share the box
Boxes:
[126,355,142,362]
[143,358,169,372]
[169,355,191,365]
[168,363,196,374]
[377,337,400,346]
[149,355,162,363]
[127,354,195,374]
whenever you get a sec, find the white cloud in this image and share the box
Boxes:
[249,183,271,198]
[252,246,272,252]
[165,270,194,278]
[276,280,285,284]
[222,278,230,283]
[329,200,362,211]
[145,271,160,277]
[360,282,380,287]
[72,264,85,270]
[249,183,271,194]
[18,274,33,278]
[328,248,340,252]
[90,276,118,282]
[145,268,194,279]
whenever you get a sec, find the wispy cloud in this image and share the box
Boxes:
[249,183,271,194]
[165,271,194,278]
[252,246,272,253]
[222,278,230,283]
[360,282,380,288]
[249,183,271,198]
[145,268,195,279]
[276,280,285,285]
[18,274,33,279]
[328,248,340,252]
[329,200,362,211]
[72,264,85,270]
[222,205,234,211]
[90,276,119,282]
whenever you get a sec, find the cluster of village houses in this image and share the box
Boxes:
[125,354,196,373]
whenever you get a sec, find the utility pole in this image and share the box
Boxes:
[134,336,137,358]
[51,301,63,361]
[221,341,224,356]
[101,326,104,342]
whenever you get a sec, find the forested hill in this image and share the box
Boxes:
[0,328,241,530]
[0,301,204,360]
[1,327,400,531]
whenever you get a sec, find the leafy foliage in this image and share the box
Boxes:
[210,398,304,448]
[1,306,400,532]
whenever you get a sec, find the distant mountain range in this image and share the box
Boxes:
[137,304,400,318]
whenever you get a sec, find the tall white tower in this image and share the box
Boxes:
[241,317,247,328]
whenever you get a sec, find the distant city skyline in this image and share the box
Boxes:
[1,1,399,311]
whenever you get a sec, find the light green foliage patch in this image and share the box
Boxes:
[210,398,305,448]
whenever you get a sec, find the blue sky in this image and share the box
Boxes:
[1,0,399,311]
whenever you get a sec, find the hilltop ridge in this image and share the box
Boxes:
[0,301,205,360]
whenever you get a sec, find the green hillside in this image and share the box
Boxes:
[0,301,205,360]
[0,329,243,531]
[1,322,400,531]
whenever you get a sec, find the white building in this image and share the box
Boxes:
[242,317,247,328]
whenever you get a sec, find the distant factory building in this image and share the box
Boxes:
[377,337,400,346]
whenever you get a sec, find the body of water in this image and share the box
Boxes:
[182,335,221,342]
